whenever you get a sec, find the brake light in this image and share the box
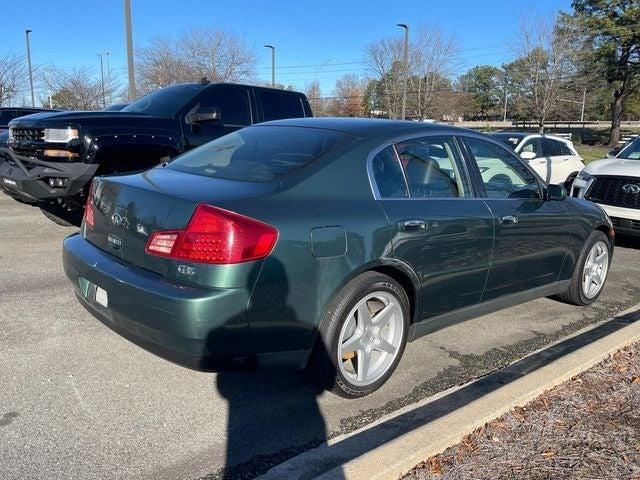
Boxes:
[145,204,278,264]
[84,181,95,228]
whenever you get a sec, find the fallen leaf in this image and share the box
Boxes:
[428,457,443,476]
[542,450,555,458]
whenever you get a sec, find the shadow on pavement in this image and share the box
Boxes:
[615,233,640,250]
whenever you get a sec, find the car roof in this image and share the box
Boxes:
[257,117,459,138]
[0,107,60,112]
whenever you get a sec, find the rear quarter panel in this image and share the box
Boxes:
[216,140,395,356]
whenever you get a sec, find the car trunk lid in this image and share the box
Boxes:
[84,166,279,276]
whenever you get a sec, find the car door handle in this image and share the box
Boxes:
[498,215,519,225]
[399,219,426,231]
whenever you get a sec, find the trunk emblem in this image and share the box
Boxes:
[177,265,196,276]
[622,184,640,194]
[107,234,122,249]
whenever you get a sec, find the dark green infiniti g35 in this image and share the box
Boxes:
[62,118,614,398]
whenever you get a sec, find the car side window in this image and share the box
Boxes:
[394,136,471,198]
[541,138,569,157]
[371,147,408,198]
[520,139,542,158]
[464,137,541,199]
[198,86,251,126]
[260,92,304,121]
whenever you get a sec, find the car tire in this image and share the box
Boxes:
[39,203,83,227]
[307,271,410,398]
[554,231,611,306]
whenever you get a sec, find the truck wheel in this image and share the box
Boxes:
[39,203,83,227]
[554,231,611,306]
[307,272,410,398]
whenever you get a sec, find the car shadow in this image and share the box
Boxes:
[204,258,344,480]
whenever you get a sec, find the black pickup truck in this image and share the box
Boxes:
[0,82,312,225]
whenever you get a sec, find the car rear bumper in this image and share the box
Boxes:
[63,233,265,372]
[0,148,97,203]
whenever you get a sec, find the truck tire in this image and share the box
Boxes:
[39,203,83,227]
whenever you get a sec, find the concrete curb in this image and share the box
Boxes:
[258,303,640,480]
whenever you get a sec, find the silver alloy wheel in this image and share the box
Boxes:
[337,291,404,387]
[582,240,609,299]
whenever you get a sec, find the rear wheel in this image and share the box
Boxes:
[308,272,410,398]
[555,231,611,306]
[39,202,83,227]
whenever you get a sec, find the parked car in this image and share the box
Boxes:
[491,132,585,186]
[0,106,61,131]
[571,136,640,237]
[62,118,613,398]
[0,81,312,226]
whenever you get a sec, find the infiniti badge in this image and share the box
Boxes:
[110,212,129,228]
[622,184,640,194]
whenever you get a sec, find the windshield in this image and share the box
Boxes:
[122,84,204,117]
[167,126,353,182]
[617,138,640,160]
[491,133,525,149]
[0,110,30,127]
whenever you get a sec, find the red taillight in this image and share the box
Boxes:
[84,181,95,228]
[145,204,278,264]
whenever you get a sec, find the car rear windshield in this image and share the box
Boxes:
[122,84,205,117]
[167,126,353,182]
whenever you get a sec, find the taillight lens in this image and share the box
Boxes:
[145,204,278,264]
[83,181,95,228]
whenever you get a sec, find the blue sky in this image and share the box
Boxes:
[1,0,572,97]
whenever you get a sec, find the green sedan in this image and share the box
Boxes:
[62,118,614,398]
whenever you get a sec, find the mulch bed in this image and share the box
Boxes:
[402,342,640,480]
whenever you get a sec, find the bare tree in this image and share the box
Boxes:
[506,15,580,132]
[136,35,187,92]
[0,53,28,107]
[329,74,368,117]
[40,66,119,110]
[136,27,257,94]
[363,26,458,119]
[305,80,327,116]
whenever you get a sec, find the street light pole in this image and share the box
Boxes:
[98,53,106,108]
[123,0,136,101]
[25,29,35,107]
[264,45,275,87]
[397,24,409,120]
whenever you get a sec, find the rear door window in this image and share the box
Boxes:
[370,147,408,198]
[394,136,471,198]
[520,138,542,158]
[168,125,352,182]
[541,138,571,157]
[259,91,305,121]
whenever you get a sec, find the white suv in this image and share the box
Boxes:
[571,137,640,237]
[491,132,586,185]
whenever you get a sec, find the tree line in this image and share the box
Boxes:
[0,0,637,145]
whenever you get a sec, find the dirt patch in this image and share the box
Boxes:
[402,342,640,480]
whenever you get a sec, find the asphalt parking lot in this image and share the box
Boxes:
[1,194,640,480]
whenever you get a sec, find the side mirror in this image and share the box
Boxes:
[520,151,537,160]
[188,107,221,124]
[546,184,567,201]
[607,148,619,158]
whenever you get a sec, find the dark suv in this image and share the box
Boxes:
[0,82,312,225]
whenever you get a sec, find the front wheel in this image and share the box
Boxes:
[554,231,611,306]
[308,272,410,398]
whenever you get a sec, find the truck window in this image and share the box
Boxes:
[198,86,251,126]
[260,91,305,121]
